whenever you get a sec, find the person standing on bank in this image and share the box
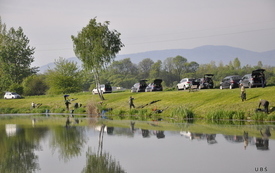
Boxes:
[259,99,269,113]
[129,96,135,109]
[65,99,71,110]
[240,84,246,101]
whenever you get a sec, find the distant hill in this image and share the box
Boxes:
[38,45,275,73]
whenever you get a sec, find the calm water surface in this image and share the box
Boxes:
[1,116,275,173]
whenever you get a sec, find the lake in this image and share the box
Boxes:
[1,115,274,173]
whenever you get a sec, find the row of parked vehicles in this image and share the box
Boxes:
[176,69,266,90]
[131,69,266,92]
[91,69,266,94]
[220,69,266,89]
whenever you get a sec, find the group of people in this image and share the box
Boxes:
[64,95,79,111]
[240,84,270,113]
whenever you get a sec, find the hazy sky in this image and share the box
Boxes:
[1,0,275,67]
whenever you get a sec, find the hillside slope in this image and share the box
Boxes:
[1,86,274,119]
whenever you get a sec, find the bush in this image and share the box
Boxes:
[171,106,194,119]
[266,114,275,121]
[51,108,66,113]
[86,101,99,116]
[73,107,86,114]
[251,112,265,121]
[232,111,245,120]
[22,75,48,96]
[206,110,242,120]
[9,83,24,95]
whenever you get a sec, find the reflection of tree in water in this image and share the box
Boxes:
[50,126,87,162]
[81,147,126,173]
[82,124,126,173]
[0,126,48,173]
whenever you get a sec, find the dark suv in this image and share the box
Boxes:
[145,79,163,92]
[220,75,242,89]
[239,69,266,88]
[199,74,214,89]
[131,80,148,92]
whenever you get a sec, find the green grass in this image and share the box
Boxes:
[0,86,275,121]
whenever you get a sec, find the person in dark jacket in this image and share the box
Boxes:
[259,99,269,113]
[65,99,71,110]
[129,96,135,109]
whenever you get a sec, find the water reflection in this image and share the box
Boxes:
[0,118,274,172]
[181,132,217,144]
[81,124,126,173]
[1,125,48,173]
[255,127,271,150]
[181,127,273,151]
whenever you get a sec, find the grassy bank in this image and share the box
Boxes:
[0,86,275,121]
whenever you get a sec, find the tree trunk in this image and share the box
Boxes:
[93,69,105,100]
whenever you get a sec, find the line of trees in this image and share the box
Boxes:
[1,17,275,97]
[26,55,274,96]
[98,56,275,89]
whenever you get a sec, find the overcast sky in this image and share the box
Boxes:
[1,0,275,67]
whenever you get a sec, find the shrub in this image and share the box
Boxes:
[73,107,86,114]
[51,108,65,113]
[138,109,151,116]
[171,106,194,119]
[86,101,99,116]
[129,109,139,115]
[232,111,245,120]
[206,110,223,120]
[266,114,275,121]
[206,110,245,120]
[251,112,265,121]
[30,108,47,114]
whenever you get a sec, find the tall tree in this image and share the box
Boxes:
[0,19,38,91]
[233,57,241,69]
[257,61,263,68]
[138,58,154,79]
[173,56,187,80]
[186,61,199,73]
[149,60,162,79]
[45,57,83,94]
[22,74,48,96]
[71,18,124,100]
[109,58,137,78]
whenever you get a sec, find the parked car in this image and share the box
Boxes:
[177,78,197,90]
[4,92,21,99]
[92,83,112,94]
[219,75,242,89]
[199,74,214,89]
[145,79,163,92]
[239,69,266,88]
[131,80,148,92]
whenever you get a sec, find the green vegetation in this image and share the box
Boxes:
[71,17,124,100]
[0,86,274,121]
[1,18,275,122]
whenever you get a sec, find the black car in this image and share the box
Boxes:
[199,74,214,89]
[220,75,242,89]
[131,80,148,92]
[145,79,163,92]
[239,69,266,88]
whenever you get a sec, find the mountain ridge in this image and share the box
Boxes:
[38,45,275,73]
